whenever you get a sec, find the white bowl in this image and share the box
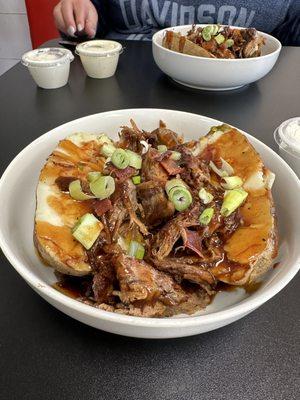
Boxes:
[0,109,299,339]
[152,25,281,91]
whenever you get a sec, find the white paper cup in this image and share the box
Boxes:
[76,40,123,79]
[22,48,74,89]
[274,117,300,178]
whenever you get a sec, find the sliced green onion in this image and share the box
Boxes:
[132,175,141,185]
[225,39,234,48]
[215,33,225,45]
[69,180,95,201]
[128,240,145,260]
[199,207,214,225]
[111,148,129,169]
[202,25,213,35]
[168,187,192,212]
[221,176,243,190]
[72,213,102,250]
[170,151,181,161]
[191,141,202,156]
[158,144,168,153]
[211,25,219,36]
[202,32,211,41]
[221,189,248,217]
[87,171,101,183]
[98,134,113,146]
[199,188,214,204]
[101,143,116,157]
[202,25,213,41]
[209,161,229,177]
[125,149,142,169]
[221,158,234,175]
[165,178,187,195]
[89,176,115,199]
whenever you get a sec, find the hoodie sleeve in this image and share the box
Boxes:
[91,0,109,38]
[271,0,300,46]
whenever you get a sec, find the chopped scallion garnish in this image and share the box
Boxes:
[170,151,181,161]
[168,186,192,212]
[199,188,214,204]
[98,134,113,146]
[128,240,145,260]
[225,39,234,48]
[101,143,116,158]
[132,176,141,185]
[221,189,248,217]
[111,148,129,169]
[87,171,101,183]
[215,33,225,45]
[72,213,102,250]
[209,161,229,177]
[158,145,168,153]
[165,178,187,196]
[89,175,115,199]
[69,180,95,201]
[125,149,142,169]
[199,208,214,225]
[221,176,243,190]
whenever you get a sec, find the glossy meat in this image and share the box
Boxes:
[113,254,210,317]
[137,180,175,226]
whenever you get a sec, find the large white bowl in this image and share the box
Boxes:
[152,25,281,90]
[0,109,299,339]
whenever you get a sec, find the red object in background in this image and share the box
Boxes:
[25,0,59,48]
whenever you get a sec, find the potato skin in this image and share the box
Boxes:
[248,199,278,283]
[34,223,91,276]
[162,31,213,58]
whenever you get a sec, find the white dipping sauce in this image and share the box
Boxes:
[21,48,74,89]
[76,40,122,79]
[274,117,300,177]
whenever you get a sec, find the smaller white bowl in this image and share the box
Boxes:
[22,48,74,89]
[152,25,281,91]
[76,40,122,79]
[274,117,300,178]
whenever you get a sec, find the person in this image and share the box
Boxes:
[53,0,300,45]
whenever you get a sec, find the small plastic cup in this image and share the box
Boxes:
[76,40,123,79]
[274,117,300,178]
[21,48,74,89]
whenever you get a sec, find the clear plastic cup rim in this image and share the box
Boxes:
[75,40,123,58]
[21,48,74,68]
[274,117,300,158]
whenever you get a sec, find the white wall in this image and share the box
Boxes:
[0,0,32,75]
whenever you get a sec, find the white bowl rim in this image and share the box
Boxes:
[0,108,299,329]
[152,24,282,62]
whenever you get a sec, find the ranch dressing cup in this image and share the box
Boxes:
[76,40,123,79]
[274,117,300,178]
[21,48,74,89]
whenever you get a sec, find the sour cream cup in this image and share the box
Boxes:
[75,40,123,79]
[274,117,300,178]
[21,48,74,89]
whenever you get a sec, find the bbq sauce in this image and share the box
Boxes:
[243,281,263,294]
[215,280,263,294]
[165,31,173,49]
[179,36,185,53]
[215,281,238,292]
[52,275,93,300]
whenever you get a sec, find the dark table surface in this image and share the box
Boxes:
[0,40,299,400]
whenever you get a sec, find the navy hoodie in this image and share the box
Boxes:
[92,0,300,45]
